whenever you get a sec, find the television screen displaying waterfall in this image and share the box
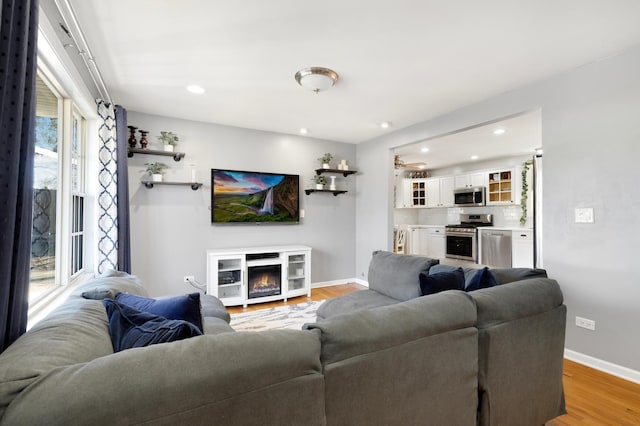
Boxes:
[211,169,300,223]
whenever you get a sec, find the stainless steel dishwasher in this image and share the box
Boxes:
[480,229,512,267]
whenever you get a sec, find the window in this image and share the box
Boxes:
[30,73,87,304]
[30,74,60,303]
[70,110,86,277]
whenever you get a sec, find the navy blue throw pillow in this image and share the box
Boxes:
[465,267,498,292]
[103,299,202,352]
[115,292,203,333]
[419,268,465,295]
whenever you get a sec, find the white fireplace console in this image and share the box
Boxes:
[206,245,312,307]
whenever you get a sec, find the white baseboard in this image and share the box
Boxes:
[564,349,640,384]
[311,278,368,288]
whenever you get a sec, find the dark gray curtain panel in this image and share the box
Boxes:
[0,0,39,353]
[115,105,131,273]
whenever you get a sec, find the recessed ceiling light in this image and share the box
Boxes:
[380,121,392,129]
[299,128,309,135]
[493,128,505,135]
[471,155,479,160]
[420,147,430,153]
[186,85,205,94]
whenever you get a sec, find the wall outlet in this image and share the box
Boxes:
[575,207,594,223]
[183,275,195,283]
[575,316,596,331]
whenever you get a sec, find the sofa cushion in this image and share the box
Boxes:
[419,268,465,295]
[490,267,547,284]
[103,299,202,352]
[465,267,498,292]
[306,291,477,365]
[316,289,401,320]
[115,292,203,332]
[368,251,439,301]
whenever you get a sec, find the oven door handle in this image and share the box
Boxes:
[445,231,474,238]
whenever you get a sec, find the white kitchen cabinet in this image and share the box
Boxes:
[408,226,429,255]
[395,178,413,208]
[426,176,454,208]
[454,171,486,189]
[426,227,445,258]
[512,229,534,268]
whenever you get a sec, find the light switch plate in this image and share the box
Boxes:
[575,207,594,223]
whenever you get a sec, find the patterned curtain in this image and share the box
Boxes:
[96,100,119,273]
[0,0,39,352]
[96,101,131,274]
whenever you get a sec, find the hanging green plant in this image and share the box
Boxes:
[520,160,533,226]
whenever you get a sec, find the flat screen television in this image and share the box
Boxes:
[211,169,300,224]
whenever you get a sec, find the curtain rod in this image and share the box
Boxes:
[54,0,112,104]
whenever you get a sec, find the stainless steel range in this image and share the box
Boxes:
[445,214,493,262]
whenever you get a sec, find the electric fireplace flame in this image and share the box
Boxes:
[248,264,281,299]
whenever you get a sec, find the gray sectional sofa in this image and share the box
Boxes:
[0,253,566,425]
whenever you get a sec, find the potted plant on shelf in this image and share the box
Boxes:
[319,152,333,169]
[314,174,327,189]
[144,162,168,182]
[157,131,179,152]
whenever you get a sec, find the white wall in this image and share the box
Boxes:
[127,112,356,296]
[356,44,640,375]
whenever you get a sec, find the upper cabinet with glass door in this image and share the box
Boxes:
[486,168,519,205]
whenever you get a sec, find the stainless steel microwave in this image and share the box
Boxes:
[454,187,485,207]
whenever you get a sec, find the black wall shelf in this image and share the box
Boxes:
[128,148,185,162]
[314,168,357,177]
[142,181,202,190]
[304,189,347,196]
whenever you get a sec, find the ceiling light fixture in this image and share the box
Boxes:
[186,85,205,94]
[493,128,506,135]
[299,128,309,135]
[380,121,392,129]
[421,147,430,153]
[295,67,339,94]
[471,155,479,160]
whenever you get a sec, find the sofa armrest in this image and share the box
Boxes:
[469,278,563,327]
[367,250,439,301]
[201,294,231,323]
[469,278,566,426]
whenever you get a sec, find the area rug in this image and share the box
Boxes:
[230,300,324,332]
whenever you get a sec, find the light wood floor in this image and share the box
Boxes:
[226,284,640,425]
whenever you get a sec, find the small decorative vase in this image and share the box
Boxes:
[329,176,337,191]
[139,130,149,149]
[151,174,163,182]
[315,183,324,190]
[322,163,330,169]
[163,144,174,152]
[127,126,138,148]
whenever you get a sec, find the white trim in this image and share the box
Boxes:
[564,349,640,384]
[37,8,96,118]
[311,278,369,288]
